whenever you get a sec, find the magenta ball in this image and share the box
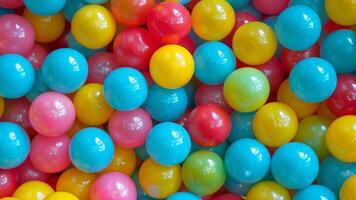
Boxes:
[25,43,48,70]
[29,92,75,137]
[252,0,290,15]
[108,108,152,148]
[16,158,50,184]
[87,52,119,84]
[90,172,137,200]
[30,134,71,173]
[0,0,23,9]
[0,14,35,55]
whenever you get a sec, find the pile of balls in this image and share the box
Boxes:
[0,0,355,199]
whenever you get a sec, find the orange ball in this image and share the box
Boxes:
[99,146,137,176]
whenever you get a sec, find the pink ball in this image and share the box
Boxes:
[0,14,35,55]
[30,134,71,173]
[16,158,50,185]
[90,172,137,200]
[25,43,48,69]
[252,0,290,15]
[108,108,152,148]
[0,0,23,9]
[29,92,75,137]
[87,52,119,84]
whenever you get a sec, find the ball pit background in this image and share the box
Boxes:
[0,0,355,200]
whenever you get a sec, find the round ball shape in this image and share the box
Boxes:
[13,181,54,200]
[325,0,356,26]
[246,181,291,200]
[23,0,66,16]
[294,185,336,200]
[45,192,79,200]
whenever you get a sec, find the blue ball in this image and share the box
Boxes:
[194,42,236,85]
[321,30,356,74]
[69,127,114,173]
[225,175,254,197]
[63,0,87,21]
[0,54,35,99]
[0,122,30,169]
[294,185,336,200]
[289,57,337,103]
[104,67,148,111]
[26,70,50,101]
[275,5,321,51]
[227,0,250,10]
[271,142,319,190]
[67,32,106,57]
[224,138,270,183]
[318,156,356,195]
[135,144,149,161]
[23,0,66,16]
[290,0,328,24]
[143,84,187,122]
[167,192,200,200]
[228,111,256,143]
[183,80,196,108]
[146,122,191,166]
[191,140,229,158]
[42,48,88,94]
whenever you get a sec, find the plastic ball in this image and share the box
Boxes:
[321,30,356,74]
[239,3,262,20]
[183,80,196,108]
[23,9,65,43]
[252,0,289,15]
[182,151,226,196]
[63,0,87,22]
[340,175,356,200]
[233,22,277,65]
[146,122,191,166]
[42,48,88,93]
[130,171,155,200]
[294,185,336,200]
[275,5,321,51]
[228,111,255,142]
[0,0,22,9]
[0,97,3,118]
[45,192,79,200]
[289,57,337,103]
[317,102,337,120]
[246,181,291,200]
[0,169,17,198]
[56,168,97,200]
[191,0,235,41]
[212,193,243,200]
[25,44,48,70]
[0,14,34,55]
[325,0,356,26]
[29,92,75,137]
[99,146,136,176]
[326,74,356,116]
[225,139,270,183]
[135,145,149,161]
[194,42,236,85]
[67,32,106,58]
[178,36,196,54]
[103,67,148,111]
[72,5,116,49]
[167,192,200,200]
[139,158,181,199]
[111,0,155,27]
[69,127,114,173]
[291,0,328,24]
[326,115,356,163]
[149,44,194,89]
[13,181,54,200]
[87,52,118,84]
[113,28,159,71]
[191,140,229,158]
[23,0,66,16]
[0,54,35,99]
[0,122,30,169]
[16,158,50,184]
[195,84,231,112]
[271,142,319,189]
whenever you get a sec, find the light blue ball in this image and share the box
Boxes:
[289,57,337,103]
[271,142,319,190]
[104,67,148,111]
[225,139,270,184]
[135,144,149,161]
[0,54,35,99]
[227,0,250,10]
[167,192,200,200]
[191,140,229,158]
[0,122,30,169]
[0,7,13,16]
[290,0,328,24]
[63,0,87,21]
[321,30,356,74]
[26,70,50,101]
[69,127,114,173]
[147,122,191,166]
[228,111,256,143]
[67,32,106,57]
[318,156,356,196]
[275,5,321,51]
[293,185,336,200]
[225,175,253,197]
[194,42,236,85]
[143,84,187,122]
[183,80,196,108]
[42,48,88,94]
[84,0,109,3]
[177,0,192,4]
[23,0,66,16]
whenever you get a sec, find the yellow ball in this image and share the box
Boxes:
[13,181,54,200]
[45,192,79,200]
[340,175,356,200]
[23,9,65,43]
[325,0,356,26]
[73,83,113,126]
[72,5,116,49]
[56,168,97,200]
[191,0,235,41]
[0,198,19,200]
[277,79,319,119]
[139,158,181,199]
[0,96,4,118]
[233,22,277,65]
[149,45,194,89]
[253,102,298,147]
[326,115,356,163]
[246,181,291,200]
[99,146,137,176]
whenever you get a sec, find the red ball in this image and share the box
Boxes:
[87,52,119,84]
[178,36,196,54]
[195,84,232,113]
[0,0,23,9]
[186,103,231,147]
[141,71,153,87]
[0,169,17,198]
[25,43,48,70]
[176,109,192,127]
[47,175,60,190]
[323,20,351,34]
[16,158,50,184]
[280,43,320,73]
[147,2,191,44]
[113,28,159,71]
[326,74,356,116]
[212,193,243,200]
[252,0,290,15]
